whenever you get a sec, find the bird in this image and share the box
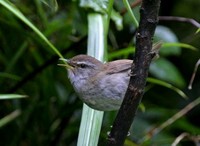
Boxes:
[58,55,133,111]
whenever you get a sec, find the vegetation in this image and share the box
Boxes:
[0,0,200,146]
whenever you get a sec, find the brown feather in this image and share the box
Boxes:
[104,60,133,74]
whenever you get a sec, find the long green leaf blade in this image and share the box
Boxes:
[77,13,106,146]
[147,77,187,99]
[0,110,21,128]
[0,0,63,58]
[0,94,27,100]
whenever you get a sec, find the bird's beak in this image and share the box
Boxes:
[58,58,74,69]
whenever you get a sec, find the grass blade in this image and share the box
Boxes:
[147,77,187,99]
[0,0,63,58]
[0,94,27,100]
[0,110,21,128]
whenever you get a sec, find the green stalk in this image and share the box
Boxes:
[77,13,107,146]
[123,0,139,27]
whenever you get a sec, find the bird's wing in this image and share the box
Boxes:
[104,60,133,74]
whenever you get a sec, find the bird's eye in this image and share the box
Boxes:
[80,63,86,68]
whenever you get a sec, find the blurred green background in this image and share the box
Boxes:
[0,0,200,146]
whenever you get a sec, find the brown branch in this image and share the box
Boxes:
[106,0,161,145]
[159,16,200,28]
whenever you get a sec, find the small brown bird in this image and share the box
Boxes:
[59,55,133,111]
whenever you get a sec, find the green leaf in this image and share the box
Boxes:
[0,0,63,58]
[80,0,108,13]
[0,94,27,100]
[0,110,21,128]
[0,72,21,81]
[124,139,138,146]
[147,78,187,99]
[196,28,200,33]
[41,0,58,12]
[108,47,135,60]
[154,26,181,56]
[162,42,198,51]
[149,58,186,88]
[155,25,179,42]
[111,9,123,31]
[77,13,106,146]
[123,0,139,27]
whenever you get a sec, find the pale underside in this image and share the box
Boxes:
[68,59,133,111]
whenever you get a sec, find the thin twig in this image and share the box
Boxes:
[172,132,200,146]
[159,16,200,28]
[188,59,200,89]
[144,97,200,141]
[172,133,190,146]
